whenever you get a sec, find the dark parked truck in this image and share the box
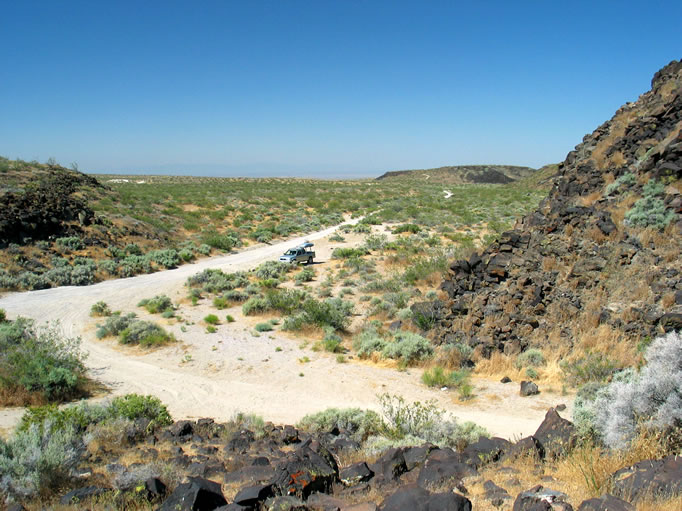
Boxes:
[279,242,315,264]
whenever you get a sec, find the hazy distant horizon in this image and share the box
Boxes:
[84,160,539,180]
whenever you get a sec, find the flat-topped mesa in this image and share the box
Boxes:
[432,59,682,358]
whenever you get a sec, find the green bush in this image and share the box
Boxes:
[298,408,383,443]
[254,322,273,332]
[381,331,433,364]
[329,233,345,242]
[96,312,137,339]
[332,247,369,259]
[137,294,174,314]
[321,330,343,353]
[213,296,229,309]
[201,231,240,251]
[1,394,173,499]
[561,351,621,387]
[353,325,388,358]
[204,314,219,325]
[242,296,268,316]
[0,318,86,403]
[624,195,675,229]
[119,320,175,347]
[255,260,291,280]
[515,348,546,369]
[90,301,112,317]
[146,249,180,269]
[226,314,235,323]
[605,172,636,195]
[186,268,249,293]
[393,223,421,234]
[421,366,471,389]
[295,267,316,284]
[378,393,486,448]
[0,309,6,322]
[124,243,143,255]
[56,236,83,251]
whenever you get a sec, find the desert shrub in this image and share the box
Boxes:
[299,297,353,331]
[0,319,86,403]
[298,408,383,443]
[332,247,369,259]
[124,243,143,255]
[137,294,173,314]
[146,249,180,269]
[254,322,273,332]
[178,248,194,262]
[1,393,172,498]
[56,236,83,251]
[97,259,118,275]
[265,288,307,314]
[381,331,433,364]
[203,314,219,325]
[0,309,6,322]
[96,312,137,339]
[226,315,235,323]
[90,301,111,317]
[383,291,411,309]
[295,267,316,284]
[69,265,95,286]
[363,234,388,250]
[119,320,175,347]
[352,223,371,233]
[353,325,387,358]
[0,422,82,498]
[378,393,486,448]
[402,253,448,284]
[561,351,621,386]
[515,348,546,369]
[393,223,421,234]
[187,269,248,294]
[590,331,682,449]
[624,195,675,229]
[421,366,471,390]
[329,233,345,242]
[225,289,249,302]
[242,296,268,316]
[254,260,290,280]
[321,330,343,353]
[51,256,70,268]
[213,296,228,309]
[605,172,636,195]
[43,266,73,286]
[197,244,211,255]
[201,231,240,251]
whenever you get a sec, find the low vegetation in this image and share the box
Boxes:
[0,317,87,405]
[0,394,171,500]
[96,313,175,347]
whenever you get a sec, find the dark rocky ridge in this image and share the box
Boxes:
[426,60,682,360]
[376,165,536,184]
[32,408,681,510]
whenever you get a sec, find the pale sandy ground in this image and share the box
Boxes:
[0,221,572,439]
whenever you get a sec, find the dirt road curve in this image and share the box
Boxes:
[0,223,570,438]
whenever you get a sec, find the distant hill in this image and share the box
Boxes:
[376,165,537,184]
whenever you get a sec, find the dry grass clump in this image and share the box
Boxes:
[472,428,674,509]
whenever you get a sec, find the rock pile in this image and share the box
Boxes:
[24,408,679,510]
[429,60,682,358]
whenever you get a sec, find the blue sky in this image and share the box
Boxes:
[1,1,680,178]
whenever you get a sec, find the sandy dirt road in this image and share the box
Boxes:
[0,223,571,439]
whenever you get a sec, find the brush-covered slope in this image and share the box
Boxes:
[430,60,682,372]
[376,164,536,184]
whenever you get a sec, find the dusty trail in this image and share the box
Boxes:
[0,223,570,439]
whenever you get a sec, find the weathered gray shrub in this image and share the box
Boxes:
[583,332,681,449]
[298,408,383,443]
[381,331,433,364]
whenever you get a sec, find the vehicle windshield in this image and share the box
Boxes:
[284,249,296,255]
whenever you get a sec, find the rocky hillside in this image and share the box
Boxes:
[376,165,536,184]
[422,60,682,372]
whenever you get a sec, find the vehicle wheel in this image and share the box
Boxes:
[307,257,313,265]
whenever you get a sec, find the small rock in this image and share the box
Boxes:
[520,381,539,396]
[501,376,512,383]
[577,494,634,511]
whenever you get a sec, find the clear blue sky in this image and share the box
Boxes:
[1,1,680,178]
